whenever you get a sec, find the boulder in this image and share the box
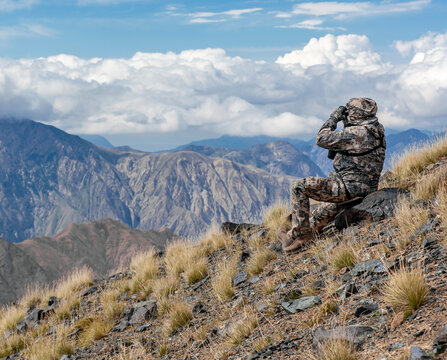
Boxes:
[352,259,386,277]
[282,296,321,314]
[129,301,157,325]
[334,188,407,230]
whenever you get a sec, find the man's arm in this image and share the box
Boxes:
[316,107,375,153]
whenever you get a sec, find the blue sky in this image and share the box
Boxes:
[0,0,446,150]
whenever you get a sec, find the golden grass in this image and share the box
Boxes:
[246,248,277,275]
[129,249,159,292]
[184,256,208,285]
[382,266,428,313]
[0,333,27,358]
[388,133,447,188]
[101,289,125,321]
[328,244,358,272]
[226,309,259,346]
[54,266,94,299]
[212,257,238,302]
[153,276,179,300]
[262,277,278,295]
[53,294,81,321]
[311,337,358,360]
[436,185,447,227]
[0,305,26,335]
[413,166,447,201]
[78,318,113,347]
[19,284,50,309]
[199,225,234,253]
[393,196,429,248]
[23,325,74,360]
[263,202,290,242]
[164,240,191,278]
[164,302,193,335]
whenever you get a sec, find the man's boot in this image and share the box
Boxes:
[276,225,293,248]
[282,229,313,254]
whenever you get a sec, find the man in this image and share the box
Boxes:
[278,97,386,254]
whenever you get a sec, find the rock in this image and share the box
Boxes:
[283,287,303,302]
[135,324,151,332]
[129,301,157,325]
[334,188,407,230]
[336,282,358,300]
[249,276,260,284]
[314,325,377,348]
[354,303,378,317]
[433,324,447,354]
[421,237,438,249]
[232,272,247,287]
[410,219,439,240]
[413,329,425,338]
[282,296,321,314]
[80,285,98,297]
[16,319,28,333]
[352,259,386,277]
[111,319,129,332]
[48,296,59,306]
[67,328,81,338]
[221,222,260,235]
[60,356,72,360]
[192,302,207,315]
[240,250,251,262]
[410,346,432,360]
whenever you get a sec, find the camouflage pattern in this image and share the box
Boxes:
[288,97,386,239]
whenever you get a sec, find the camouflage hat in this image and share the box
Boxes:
[346,98,377,121]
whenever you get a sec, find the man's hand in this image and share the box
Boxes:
[330,106,347,121]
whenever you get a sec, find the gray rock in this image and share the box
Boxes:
[421,237,438,249]
[129,301,157,325]
[80,285,98,297]
[232,272,247,287]
[192,302,207,315]
[282,296,321,314]
[352,259,386,277]
[433,324,447,354]
[336,281,358,300]
[410,346,432,360]
[135,324,151,332]
[60,356,72,360]
[334,188,407,230]
[111,319,129,332]
[249,276,260,284]
[410,219,439,240]
[354,303,378,317]
[314,325,377,348]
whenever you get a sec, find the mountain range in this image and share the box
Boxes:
[0,219,179,304]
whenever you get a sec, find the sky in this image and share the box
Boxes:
[0,0,446,151]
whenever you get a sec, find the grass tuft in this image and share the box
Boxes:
[328,244,358,272]
[184,256,208,285]
[382,266,428,313]
[199,225,234,253]
[227,309,259,346]
[263,202,290,242]
[0,305,26,335]
[164,302,193,335]
[311,337,358,360]
[78,318,113,347]
[212,257,238,302]
[101,289,125,321]
[23,325,74,360]
[54,266,94,299]
[246,248,277,275]
[129,249,159,292]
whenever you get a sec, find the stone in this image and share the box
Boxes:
[336,282,358,300]
[135,324,151,332]
[283,287,303,302]
[421,237,437,249]
[111,319,129,332]
[410,219,439,240]
[80,285,98,297]
[433,324,447,354]
[413,329,425,338]
[314,325,377,348]
[60,356,72,360]
[129,301,157,325]
[221,222,260,235]
[282,296,321,314]
[240,250,251,262]
[410,346,432,360]
[249,276,260,284]
[192,302,207,315]
[354,303,378,317]
[334,188,407,230]
[232,272,247,287]
[352,259,386,277]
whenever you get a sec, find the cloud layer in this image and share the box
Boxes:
[0,32,446,138]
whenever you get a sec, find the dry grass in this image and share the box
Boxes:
[23,325,74,360]
[101,289,125,321]
[153,276,179,300]
[387,133,447,188]
[0,305,26,335]
[0,333,27,358]
[311,337,358,360]
[53,294,81,321]
[246,248,277,275]
[382,266,428,313]
[263,202,290,242]
[54,266,94,299]
[413,166,447,200]
[262,277,278,295]
[199,225,234,252]
[164,302,193,335]
[226,309,259,346]
[129,249,159,292]
[184,256,208,285]
[19,284,50,309]
[328,244,358,272]
[212,257,238,302]
[78,318,113,347]
[164,240,191,277]
[393,197,429,248]
[436,185,447,227]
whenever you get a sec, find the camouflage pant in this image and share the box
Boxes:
[289,176,349,239]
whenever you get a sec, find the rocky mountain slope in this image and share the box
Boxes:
[0,219,180,305]
[0,118,292,242]
[181,141,324,178]
[1,136,446,360]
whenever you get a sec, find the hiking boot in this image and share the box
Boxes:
[283,230,313,254]
[276,225,293,248]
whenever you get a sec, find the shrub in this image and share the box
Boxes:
[382,266,428,313]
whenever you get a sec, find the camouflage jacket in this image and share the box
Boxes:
[316,115,386,197]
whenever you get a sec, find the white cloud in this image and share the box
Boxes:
[1,33,447,138]
[0,0,36,11]
[396,31,447,56]
[278,19,345,31]
[184,7,262,24]
[276,34,384,73]
[275,0,430,19]
[0,23,54,41]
